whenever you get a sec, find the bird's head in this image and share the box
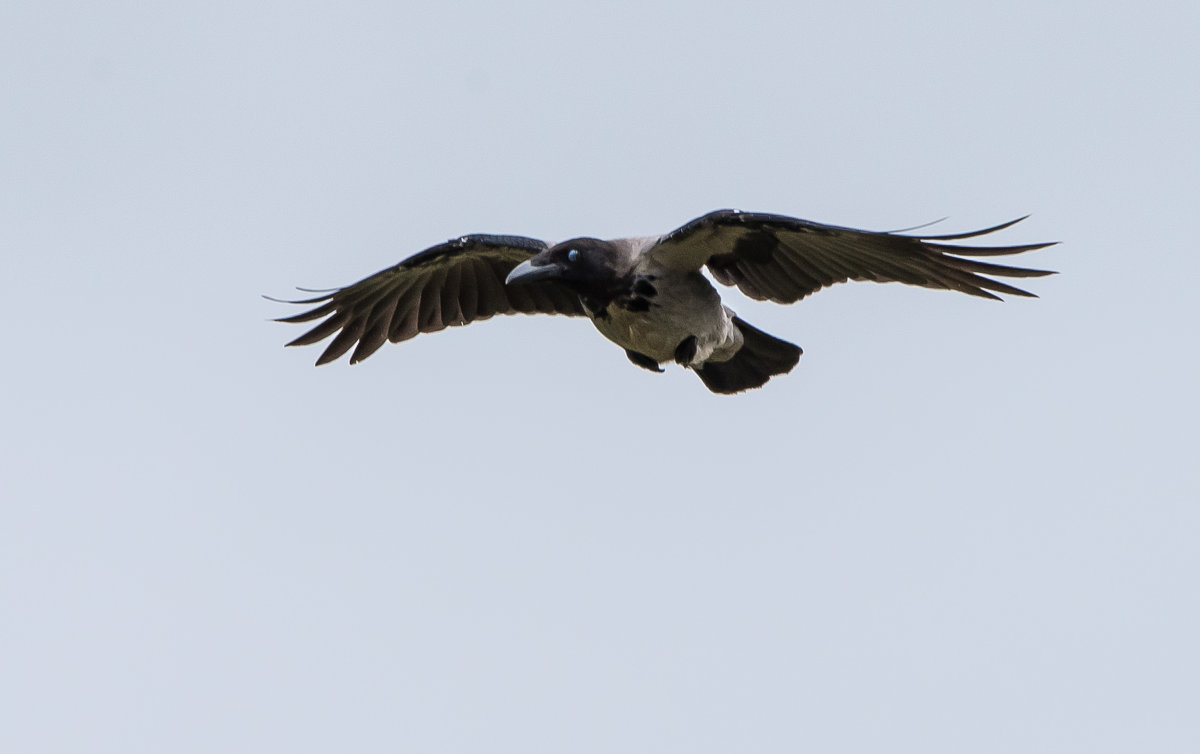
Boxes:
[504,238,614,291]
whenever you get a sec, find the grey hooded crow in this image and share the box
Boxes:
[275,209,1055,393]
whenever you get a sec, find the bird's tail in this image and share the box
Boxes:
[694,317,802,394]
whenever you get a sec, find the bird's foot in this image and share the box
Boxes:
[626,349,664,373]
[674,335,698,366]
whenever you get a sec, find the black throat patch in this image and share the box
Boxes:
[616,274,659,314]
[579,273,660,318]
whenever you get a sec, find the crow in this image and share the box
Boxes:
[274,209,1055,394]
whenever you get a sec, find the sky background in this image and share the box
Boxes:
[3,1,1198,752]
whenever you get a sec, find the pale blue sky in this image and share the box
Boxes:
[3,1,1198,752]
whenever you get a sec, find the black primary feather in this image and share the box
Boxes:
[274,234,585,365]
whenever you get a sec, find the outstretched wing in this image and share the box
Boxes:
[274,234,586,365]
[648,210,1056,303]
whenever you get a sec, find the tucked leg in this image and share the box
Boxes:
[625,349,664,373]
[674,335,698,366]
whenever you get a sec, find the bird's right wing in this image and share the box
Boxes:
[648,210,1056,303]
[274,234,586,365]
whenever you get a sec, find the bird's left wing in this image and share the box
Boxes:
[274,234,586,365]
[647,209,1056,302]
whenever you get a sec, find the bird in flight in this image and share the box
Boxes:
[275,209,1055,393]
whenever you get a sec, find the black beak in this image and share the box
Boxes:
[505,258,562,286]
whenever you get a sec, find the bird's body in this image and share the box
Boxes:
[560,237,739,367]
[587,267,738,368]
[275,210,1055,393]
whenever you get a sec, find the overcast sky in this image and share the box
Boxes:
[3,1,1198,752]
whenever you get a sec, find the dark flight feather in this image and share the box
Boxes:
[274,234,586,365]
[650,210,1056,303]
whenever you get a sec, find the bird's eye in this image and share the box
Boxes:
[567,248,580,263]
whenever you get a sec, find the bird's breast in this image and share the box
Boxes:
[586,272,738,365]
